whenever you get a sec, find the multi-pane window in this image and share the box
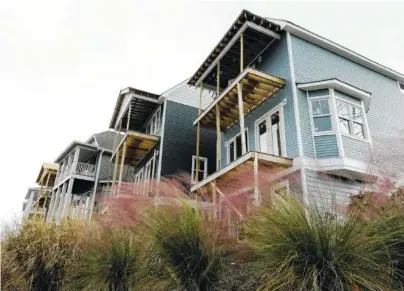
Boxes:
[191,156,207,183]
[336,100,365,139]
[228,130,248,163]
[310,99,332,132]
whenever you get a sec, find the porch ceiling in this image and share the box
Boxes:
[194,68,285,131]
[36,162,59,185]
[112,130,159,167]
[188,9,281,88]
[191,151,292,192]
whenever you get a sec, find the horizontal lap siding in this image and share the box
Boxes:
[314,135,339,158]
[291,35,404,174]
[299,89,315,157]
[221,35,298,167]
[162,100,216,177]
[342,136,372,162]
[304,169,365,212]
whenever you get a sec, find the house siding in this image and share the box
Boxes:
[304,168,365,212]
[162,100,216,177]
[314,135,339,158]
[291,35,404,174]
[220,34,299,167]
[342,136,372,163]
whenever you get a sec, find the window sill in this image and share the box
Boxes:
[313,131,336,137]
[341,133,370,143]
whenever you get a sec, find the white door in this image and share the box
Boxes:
[256,107,284,156]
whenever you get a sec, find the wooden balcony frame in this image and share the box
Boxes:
[111,130,160,196]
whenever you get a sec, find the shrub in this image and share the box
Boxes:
[1,220,82,291]
[245,197,404,291]
[143,203,235,291]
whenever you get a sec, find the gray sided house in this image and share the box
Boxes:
[109,80,216,197]
[46,131,118,222]
[187,9,404,215]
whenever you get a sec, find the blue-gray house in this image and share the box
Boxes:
[188,10,404,214]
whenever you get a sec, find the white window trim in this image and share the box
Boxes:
[226,128,249,165]
[191,155,208,183]
[146,107,161,135]
[397,81,404,95]
[308,95,334,136]
[254,102,287,157]
[335,98,369,141]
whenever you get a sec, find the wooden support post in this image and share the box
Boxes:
[195,83,203,182]
[216,186,244,220]
[61,178,74,221]
[240,32,244,73]
[211,182,217,219]
[216,62,221,171]
[117,140,127,196]
[253,153,260,206]
[112,147,119,196]
[237,83,247,154]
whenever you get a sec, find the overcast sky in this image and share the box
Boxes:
[1,1,403,222]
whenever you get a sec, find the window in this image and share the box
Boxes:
[310,99,332,133]
[146,107,161,135]
[336,100,365,139]
[227,130,248,163]
[398,81,404,95]
[191,156,207,183]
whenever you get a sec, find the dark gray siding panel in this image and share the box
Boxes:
[314,135,339,158]
[162,100,216,177]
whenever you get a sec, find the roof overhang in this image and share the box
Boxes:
[188,10,281,88]
[268,18,404,84]
[111,130,160,167]
[193,68,285,131]
[109,87,161,130]
[297,79,372,111]
[55,141,98,163]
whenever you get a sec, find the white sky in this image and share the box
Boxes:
[1,1,404,222]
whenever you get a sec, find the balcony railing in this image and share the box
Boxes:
[76,162,96,176]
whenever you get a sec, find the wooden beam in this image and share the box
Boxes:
[237,83,247,155]
[216,186,244,220]
[117,140,127,196]
[253,153,260,206]
[240,32,244,73]
[247,74,284,87]
[216,61,221,172]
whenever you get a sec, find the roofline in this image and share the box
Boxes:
[54,141,98,163]
[297,78,372,111]
[268,18,404,83]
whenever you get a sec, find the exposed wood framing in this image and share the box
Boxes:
[240,32,244,73]
[237,82,247,154]
[193,68,285,131]
[216,186,243,220]
[117,140,127,196]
